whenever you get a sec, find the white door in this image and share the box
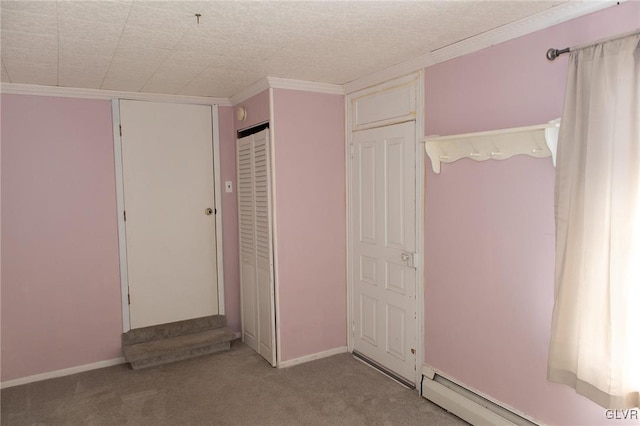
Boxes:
[119,100,218,329]
[351,121,417,382]
[237,129,276,366]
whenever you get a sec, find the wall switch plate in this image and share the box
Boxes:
[225,181,233,193]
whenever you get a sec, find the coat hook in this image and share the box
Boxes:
[195,13,201,24]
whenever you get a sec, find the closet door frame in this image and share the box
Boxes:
[112,100,226,332]
[269,88,282,366]
[345,72,425,389]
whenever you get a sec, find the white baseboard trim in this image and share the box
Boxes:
[1,357,126,389]
[278,346,348,369]
[421,365,540,426]
[422,376,516,425]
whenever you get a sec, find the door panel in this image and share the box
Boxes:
[385,137,406,248]
[257,268,274,362]
[386,262,406,294]
[386,304,406,359]
[237,130,276,366]
[360,295,378,345]
[254,131,276,366]
[119,100,218,329]
[241,261,258,350]
[352,121,416,382]
[360,255,377,284]
[359,142,377,243]
[237,136,258,351]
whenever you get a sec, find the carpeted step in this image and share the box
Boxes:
[123,327,235,370]
[121,315,235,370]
[122,315,227,346]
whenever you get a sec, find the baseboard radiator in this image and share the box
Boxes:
[421,365,540,426]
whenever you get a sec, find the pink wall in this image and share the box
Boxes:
[423,3,640,425]
[272,89,346,361]
[218,106,241,332]
[1,94,122,381]
[1,97,245,381]
[234,90,270,131]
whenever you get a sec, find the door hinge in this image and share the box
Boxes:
[127,292,131,305]
[123,210,126,221]
[351,321,356,333]
[350,144,354,159]
[119,124,122,137]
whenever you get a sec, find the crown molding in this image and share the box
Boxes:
[429,0,618,64]
[343,52,435,95]
[230,77,344,105]
[344,1,619,94]
[229,78,271,106]
[0,83,232,106]
[266,77,344,95]
[2,2,620,104]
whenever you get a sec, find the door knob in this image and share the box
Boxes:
[205,208,213,215]
[401,251,415,268]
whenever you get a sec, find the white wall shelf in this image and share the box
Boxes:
[424,119,560,173]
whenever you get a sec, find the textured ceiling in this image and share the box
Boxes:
[0,1,564,98]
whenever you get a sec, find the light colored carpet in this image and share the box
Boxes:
[1,341,467,425]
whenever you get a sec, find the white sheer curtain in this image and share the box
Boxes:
[548,32,640,409]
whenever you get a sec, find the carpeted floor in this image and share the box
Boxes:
[1,341,467,425]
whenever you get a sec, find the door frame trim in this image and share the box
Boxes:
[345,71,425,388]
[211,105,226,316]
[112,100,130,331]
[112,99,226,332]
[268,88,283,366]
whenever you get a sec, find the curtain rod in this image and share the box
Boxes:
[546,28,640,61]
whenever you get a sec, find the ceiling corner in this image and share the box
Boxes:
[230,78,271,106]
[429,0,620,64]
[266,77,344,95]
[344,0,620,94]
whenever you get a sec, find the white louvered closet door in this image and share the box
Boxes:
[237,129,276,366]
[237,136,257,352]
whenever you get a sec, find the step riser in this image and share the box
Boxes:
[130,341,231,370]
[122,315,227,346]
[121,315,234,370]
[123,328,235,362]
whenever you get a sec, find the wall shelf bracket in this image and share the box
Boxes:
[424,119,560,173]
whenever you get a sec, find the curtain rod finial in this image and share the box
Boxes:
[546,48,559,61]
